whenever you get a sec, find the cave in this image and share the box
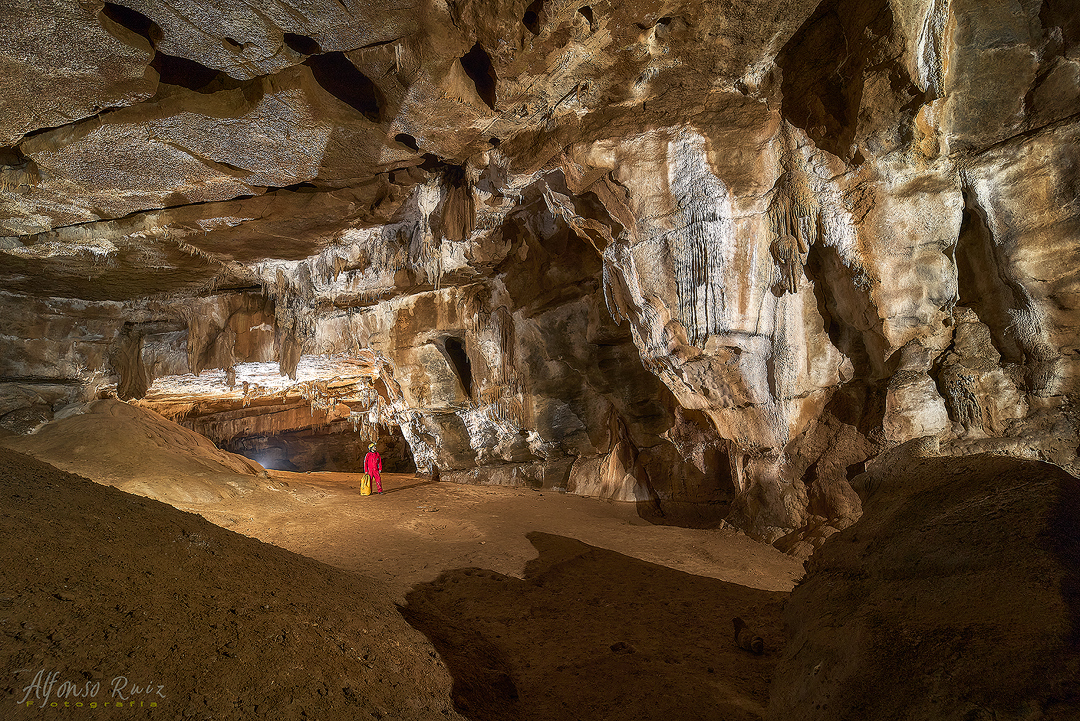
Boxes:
[522,1,546,36]
[459,42,498,110]
[304,51,382,121]
[1,1,1079,719]
[226,422,415,473]
[442,335,473,398]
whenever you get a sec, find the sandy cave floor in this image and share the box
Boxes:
[208,469,802,602]
[180,469,805,719]
[2,439,804,720]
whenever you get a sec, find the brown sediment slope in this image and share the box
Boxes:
[1,405,804,720]
[4,399,266,504]
[768,452,1080,721]
[0,446,463,721]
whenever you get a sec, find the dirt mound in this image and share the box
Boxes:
[0,447,464,720]
[768,452,1080,721]
[3,399,268,504]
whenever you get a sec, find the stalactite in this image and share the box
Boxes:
[342,350,414,448]
[456,284,489,334]
[114,323,150,400]
[475,305,525,426]
[918,0,952,99]
[0,161,40,193]
[407,178,445,288]
[601,255,626,325]
[439,165,476,243]
[458,297,527,428]
[261,269,317,381]
[766,126,820,297]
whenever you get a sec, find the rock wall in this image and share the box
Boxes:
[1,0,1077,545]
[767,451,1080,720]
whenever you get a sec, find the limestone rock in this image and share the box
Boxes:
[0,0,157,147]
[882,370,949,443]
[0,0,1078,543]
[768,455,1080,721]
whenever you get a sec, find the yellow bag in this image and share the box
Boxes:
[360,473,372,496]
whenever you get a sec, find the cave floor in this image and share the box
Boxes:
[186,470,803,602]
[169,470,804,720]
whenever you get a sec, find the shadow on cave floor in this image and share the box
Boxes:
[400,531,786,721]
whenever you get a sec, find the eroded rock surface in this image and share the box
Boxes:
[768,452,1080,720]
[1,0,1077,546]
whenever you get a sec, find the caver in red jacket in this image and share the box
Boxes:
[364,444,383,493]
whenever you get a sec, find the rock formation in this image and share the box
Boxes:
[768,451,1080,721]
[1,0,1078,549]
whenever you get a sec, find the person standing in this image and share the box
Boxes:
[364,443,383,494]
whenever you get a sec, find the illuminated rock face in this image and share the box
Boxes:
[1,0,1078,544]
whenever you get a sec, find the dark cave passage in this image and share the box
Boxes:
[305,51,383,122]
[443,336,473,398]
[460,43,498,110]
[226,423,416,473]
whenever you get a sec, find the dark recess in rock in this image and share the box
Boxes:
[419,153,445,172]
[151,52,223,92]
[305,52,382,122]
[262,181,320,193]
[1041,0,1080,57]
[577,6,594,29]
[775,0,909,161]
[0,376,83,385]
[443,336,473,398]
[101,2,161,45]
[283,32,322,56]
[954,191,1025,364]
[460,43,498,110]
[805,241,881,381]
[522,0,545,35]
[395,132,420,151]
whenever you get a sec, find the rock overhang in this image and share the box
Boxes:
[0,0,1078,545]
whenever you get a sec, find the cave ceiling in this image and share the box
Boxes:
[2,0,1078,543]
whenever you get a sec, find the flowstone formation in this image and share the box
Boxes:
[1,0,1078,548]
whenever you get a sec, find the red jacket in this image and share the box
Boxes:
[364,451,382,479]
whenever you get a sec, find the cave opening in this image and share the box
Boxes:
[954,192,1025,363]
[523,0,545,35]
[305,52,383,122]
[283,32,322,56]
[443,336,473,398]
[459,43,498,110]
[227,423,416,474]
[394,132,420,151]
[101,2,161,45]
[151,52,225,93]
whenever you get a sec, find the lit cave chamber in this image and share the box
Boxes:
[1,1,1078,719]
